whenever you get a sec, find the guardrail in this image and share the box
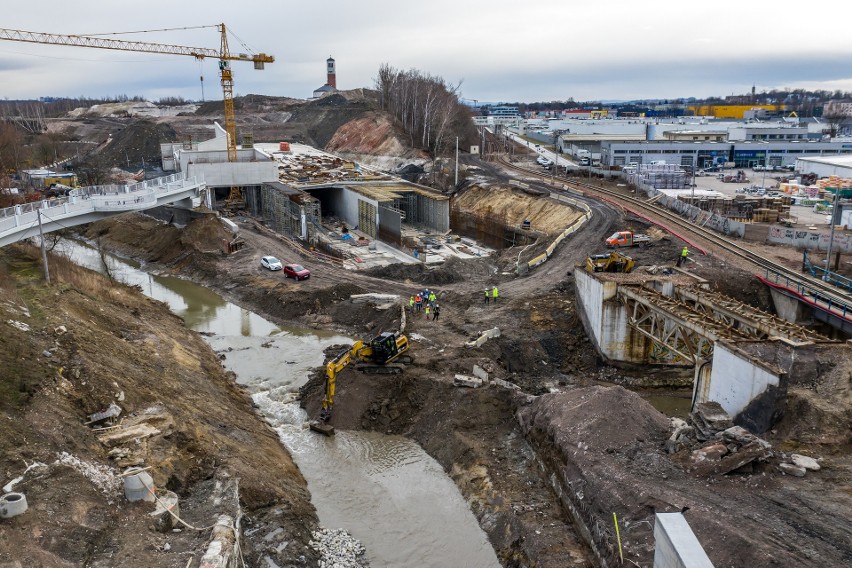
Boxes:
[525,195,593,270]
[762,268,852,320]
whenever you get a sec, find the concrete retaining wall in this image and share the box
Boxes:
[767,225,852,253]
[526,197,592,270]
[574,268,650,363]
[701,342,781,418]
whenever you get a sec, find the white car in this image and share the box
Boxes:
[261,256,283,271]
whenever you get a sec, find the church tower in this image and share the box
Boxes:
[327,57,336,89]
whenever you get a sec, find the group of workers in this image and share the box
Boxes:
[483,285,499,305]
[409,289,441,321]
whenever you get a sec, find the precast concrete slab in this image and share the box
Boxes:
[653,513,714,568]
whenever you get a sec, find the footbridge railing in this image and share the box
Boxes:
[0,173,205,247]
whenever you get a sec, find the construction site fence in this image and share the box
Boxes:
[525,195,592,270]
[637,182,747,238]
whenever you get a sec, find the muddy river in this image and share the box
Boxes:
[57,240,499,567]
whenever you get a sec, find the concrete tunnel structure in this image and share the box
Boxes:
[573,267,842,432]
[243,180,450,249]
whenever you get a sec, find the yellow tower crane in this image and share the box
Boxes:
[0,24,274,202]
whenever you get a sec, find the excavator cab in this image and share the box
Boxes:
[370,331,406,364]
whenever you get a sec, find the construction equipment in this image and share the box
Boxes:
[586,251,635,273]
[310,331,410,435]
[0,25,274,204]
[606,231,651,248]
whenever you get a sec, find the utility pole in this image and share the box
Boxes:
[824,187,840,278]
[551,132,557,185]
[37,208,50,285]
[691,156,696,202]
[454,136,459,188]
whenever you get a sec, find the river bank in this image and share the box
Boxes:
[0,243,320,567]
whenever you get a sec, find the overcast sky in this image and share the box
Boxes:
[1,1,851,105]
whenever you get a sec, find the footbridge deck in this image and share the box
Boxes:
[0,173,206,248]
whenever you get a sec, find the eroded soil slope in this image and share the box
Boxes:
[0,245,318,567]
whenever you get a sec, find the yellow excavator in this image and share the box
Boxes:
[311,331,410,435]
[585,251,636,273]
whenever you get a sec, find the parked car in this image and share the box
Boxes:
[283,264,311,280]
[261,256,283,271]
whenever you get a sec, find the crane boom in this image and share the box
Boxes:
[0,26,273,64]
[0,24,274,169]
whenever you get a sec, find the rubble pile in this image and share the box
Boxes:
[309,527,369,568]
[668,402,773,475]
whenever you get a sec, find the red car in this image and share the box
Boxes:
[283,264,310,280]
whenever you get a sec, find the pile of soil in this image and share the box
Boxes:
[517,386,852,567]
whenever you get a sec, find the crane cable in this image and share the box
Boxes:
[82,25,262,56]
[80,25,218,37]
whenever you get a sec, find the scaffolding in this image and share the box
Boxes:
[260,182,321,242]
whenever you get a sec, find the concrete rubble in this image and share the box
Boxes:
[453,374,483,388]
[791,453,821,471]
[309,527,369,568]
[466,327,501,348]
[665,402,774,476]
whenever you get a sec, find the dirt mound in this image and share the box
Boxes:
[364,256,495,285]
[98,119,178,169]
[326,112,410,157]
[453,184,585,235]
[518,386,671,452]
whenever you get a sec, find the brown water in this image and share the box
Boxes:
[59,239,499,567]
[639,390,693,418]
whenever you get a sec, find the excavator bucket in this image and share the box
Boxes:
[309,421,335,436]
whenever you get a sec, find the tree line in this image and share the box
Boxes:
[375,64,476,156]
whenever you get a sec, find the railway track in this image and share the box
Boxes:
[496,155,852,315]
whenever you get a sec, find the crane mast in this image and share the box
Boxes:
[0,25,273,172]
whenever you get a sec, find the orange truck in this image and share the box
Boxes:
[605,231,651,248]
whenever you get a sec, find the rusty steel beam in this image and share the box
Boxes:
[674,286,825,343]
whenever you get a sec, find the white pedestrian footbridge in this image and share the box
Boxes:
[0,173,206,248]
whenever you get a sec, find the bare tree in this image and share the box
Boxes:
[822,111,847,138]
[374,64,475,156]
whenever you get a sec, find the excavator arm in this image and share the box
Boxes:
[316,332,410,426]
[320,341,366,420]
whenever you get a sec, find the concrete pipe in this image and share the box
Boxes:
[0,492,28,518]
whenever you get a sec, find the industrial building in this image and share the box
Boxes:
[795,154,852,179]
[599,140,852,169]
